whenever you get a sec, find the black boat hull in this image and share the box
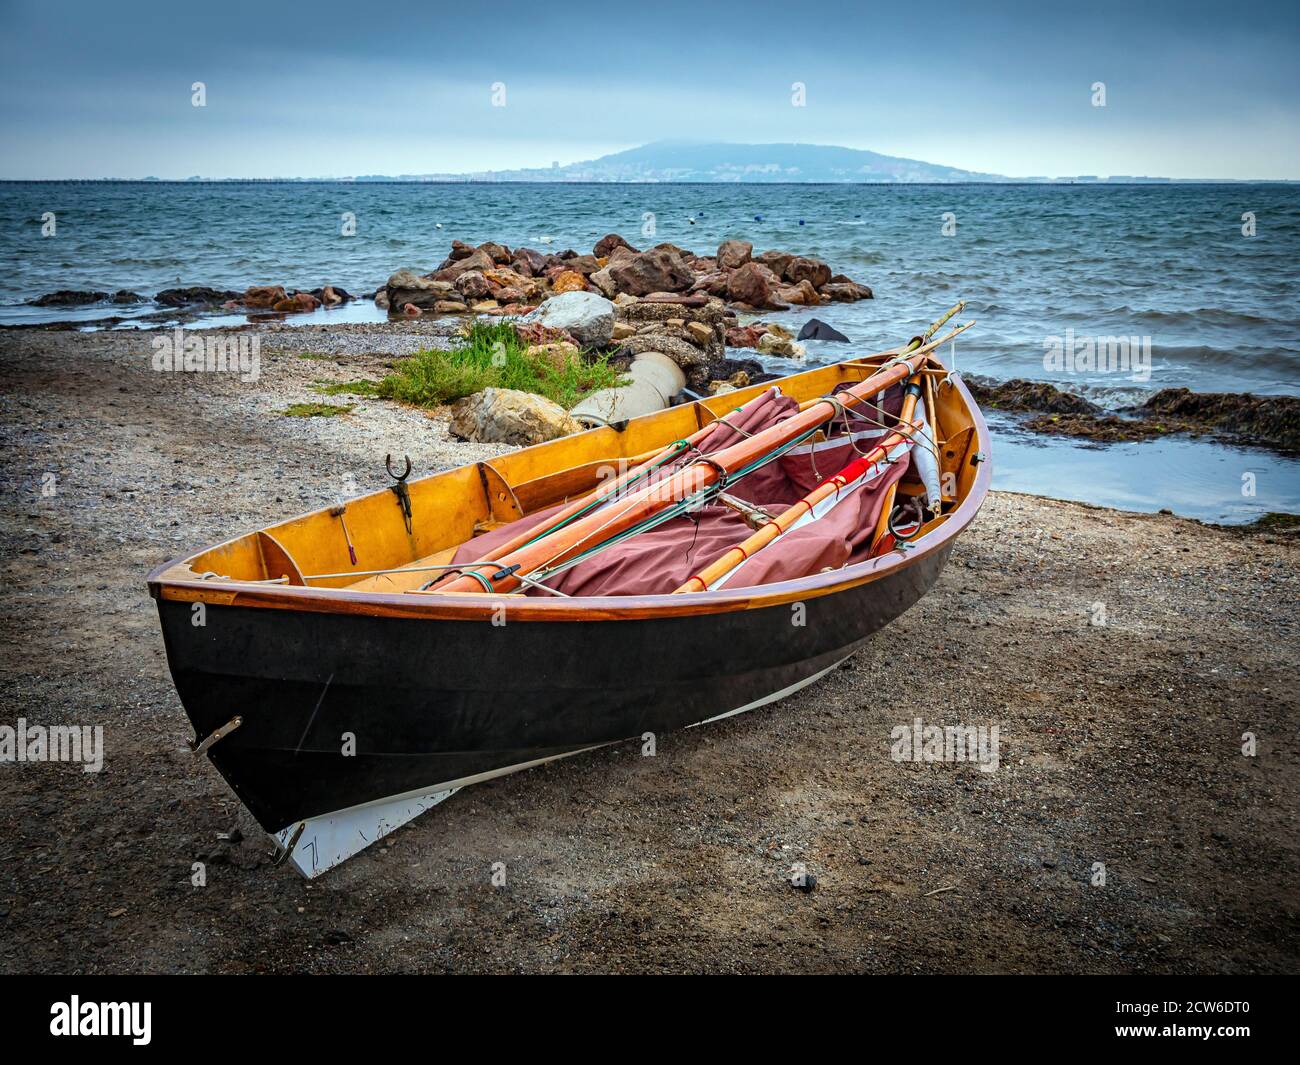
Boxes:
[156,540,952,835]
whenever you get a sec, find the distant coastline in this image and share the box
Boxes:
[3,139,1296,184]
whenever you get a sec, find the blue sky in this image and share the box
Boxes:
[0,0,1297,178]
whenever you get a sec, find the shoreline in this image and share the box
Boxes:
[0,323,1295,973]
[1,322,1296,525]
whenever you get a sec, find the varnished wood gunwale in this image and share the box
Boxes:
[147,358,990,621]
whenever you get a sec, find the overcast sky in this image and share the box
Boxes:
[1,0,1296,179]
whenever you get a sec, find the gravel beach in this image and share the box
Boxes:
[0,325,1296,974]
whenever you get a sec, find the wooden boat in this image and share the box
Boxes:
[148,335,990,877]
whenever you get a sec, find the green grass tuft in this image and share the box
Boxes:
[282,402,355,417]
[312,380,380,397]
[377,320,624,409]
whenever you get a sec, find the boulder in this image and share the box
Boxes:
[551,270,589,294]
[155,286,241,307]
[563,254,602,276]
[513,247,549,275]
[453,271,492,301]
[524,291,615,348]
[434,300,468,313]
[588,267,618,298]
[756,250,795,277]
[690,271,730,297]
[717,239,753,270]
[28,290,109,306]
[725,324,770,349]
[593,233,637,258]
[777,279,823,306]
[797,318,851,342]
[386,268,456,310]
[448,388,581,446]
[758,332,806,359]
[607,247,694,296]
[374,289,390,310]
[478,241,513,264]
[784,256,832,289]
[272,292,321,313]
[448,240,476,261]
[432,248,495,282]
[726,262,773,308]
[111,290,144,304]
[241,285,291,307]
[822,281,874,302]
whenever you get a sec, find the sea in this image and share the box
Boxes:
[1,180,1297,522]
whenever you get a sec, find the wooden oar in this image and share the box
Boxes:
[673,416,923,593]
[424,319,971,597]
[433,325,959,582]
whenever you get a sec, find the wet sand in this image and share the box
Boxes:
[0,327,1296,974]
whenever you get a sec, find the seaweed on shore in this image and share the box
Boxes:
[966,375,1300,452]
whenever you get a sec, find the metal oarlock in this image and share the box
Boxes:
[386,453,414,535]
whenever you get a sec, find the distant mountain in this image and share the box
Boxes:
[356,140,1010,184]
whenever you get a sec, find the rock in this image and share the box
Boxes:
[495,286,527,305]
[448,387,582,446]
[524,291,615,348]
[612,322,637,341]
[470,299,500,312]
[562,255,602,277]
[726,262,774,308]
[550,270,588,294]
[758,332,806,359]
[690,271,730,297]
[402,302,422,317]
[765,322,794,340]
[477,241,513,264]
[613,293,639,307]
[777,279,823,306]
[318,285,347,306]
[111,290,144,304]
[513,247,549,275]
[448,240,476,260]
[155,286,240,307]
[725,324,770,349]
[386,268,456,310]
[454,271,492,301]
[432,248,495,282]
[606,244,637,268]
[374,289,390,310]
[29,290,109,306]
[822,281,873,302]
[688,256,718,273]
[434,300,468,313]
[784,257,832,289]
[686,321,714,347]
[593,233,637,258]
[272,292,321,313]
[588,267,618,298]
[708,370,751,394]
[608,247,694,296]
[756,250,795,277]
[797,318,851,342]
[716,239,753,270]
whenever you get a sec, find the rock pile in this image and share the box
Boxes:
[380,234,872,320]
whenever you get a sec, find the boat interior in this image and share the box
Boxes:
[149,352,983,599]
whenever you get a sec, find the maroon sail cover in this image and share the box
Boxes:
[453,384,911,596]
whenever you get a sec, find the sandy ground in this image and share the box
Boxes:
[0,326,1296,975]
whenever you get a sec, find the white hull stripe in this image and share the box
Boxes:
[272,656,853,877]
